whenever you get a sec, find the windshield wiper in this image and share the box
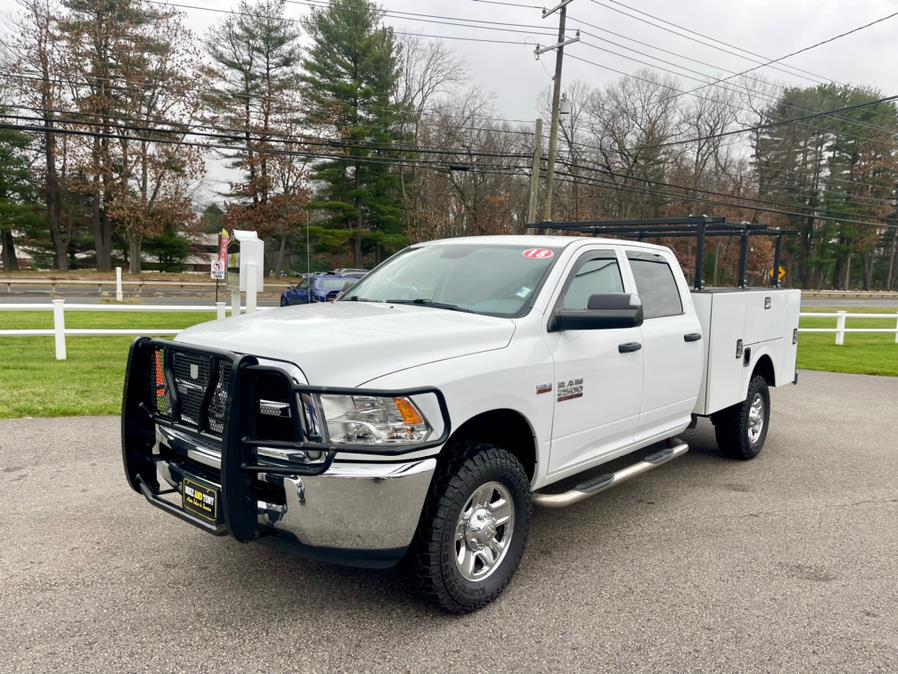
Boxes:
[386,298,469,313]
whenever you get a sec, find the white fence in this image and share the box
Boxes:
[1,302,896,361]
[0,300,245,360]
[799,311,898,345]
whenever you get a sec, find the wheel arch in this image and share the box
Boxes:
[442,408,538,481]
[752,352,776,388]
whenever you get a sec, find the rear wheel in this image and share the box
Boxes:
[412,442,531,613]
[712,374,770,460]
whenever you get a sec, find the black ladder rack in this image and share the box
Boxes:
[531,216,797,291]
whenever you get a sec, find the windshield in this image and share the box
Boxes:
[340,243,560,317]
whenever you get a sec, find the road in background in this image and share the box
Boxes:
[1,370,896,672]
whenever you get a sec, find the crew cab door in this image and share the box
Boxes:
[545,248,644,476]
[624,249,703,441]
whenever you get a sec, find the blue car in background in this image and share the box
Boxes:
[280,272,364,306]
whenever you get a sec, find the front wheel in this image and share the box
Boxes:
[412,442,531,613]
[712,374,771,460]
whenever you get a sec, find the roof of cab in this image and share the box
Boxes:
[416,234,669,253]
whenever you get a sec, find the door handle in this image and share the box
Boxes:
[684,333,702,342]
[618,341,642,353]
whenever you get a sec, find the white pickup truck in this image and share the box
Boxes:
[122,227,800,613]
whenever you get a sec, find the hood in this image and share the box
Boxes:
[175,301,516,386]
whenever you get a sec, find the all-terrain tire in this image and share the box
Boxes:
[712,374,771,460]
[412,442,531,613]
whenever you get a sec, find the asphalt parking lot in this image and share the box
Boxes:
[1,370,897,673]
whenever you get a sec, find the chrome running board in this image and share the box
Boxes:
[532,439,689,508]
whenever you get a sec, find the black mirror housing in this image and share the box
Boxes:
[549,293,644,331]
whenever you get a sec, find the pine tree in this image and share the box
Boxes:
[301,0,402,266]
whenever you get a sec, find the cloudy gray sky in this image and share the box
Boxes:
[175,0,898,200]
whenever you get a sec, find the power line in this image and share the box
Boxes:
[676,8,898,101]
[10,98,893,212]
[0,118,532,173]
[470,0,542,8]
[550,169,898,230]
[558,155,897,222]
[140,0,898,141]
[10,0,897,224]
[4,69,537,133]
[568,14,896,137]
[561,54,898,151]
[575,37,896,138]
[549,57,898,202]
[8,119,895,230]
[0,112,533,161]
[589,0,833,85]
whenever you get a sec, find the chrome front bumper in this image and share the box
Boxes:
[256,459,436,549]
[154,426,436,560]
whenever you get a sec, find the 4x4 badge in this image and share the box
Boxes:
[536,383,552,395]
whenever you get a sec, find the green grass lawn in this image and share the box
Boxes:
[0,306,895,419]
[797,307,898,377]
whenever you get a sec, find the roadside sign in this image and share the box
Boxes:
[210,258,225,280]
[218,229,229,264]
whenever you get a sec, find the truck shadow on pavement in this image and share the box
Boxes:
[176,420,748,618]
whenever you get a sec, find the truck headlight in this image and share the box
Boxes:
[318,394,432,445]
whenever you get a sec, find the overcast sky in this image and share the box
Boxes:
[174,0,898,201]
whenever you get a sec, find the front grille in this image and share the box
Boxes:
[172,351,211,427]
[148,345,233,435]
[208,361,232,434]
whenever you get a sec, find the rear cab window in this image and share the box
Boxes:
[626,250,683,319]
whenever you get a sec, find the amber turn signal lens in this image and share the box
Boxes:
[393,397,424,425]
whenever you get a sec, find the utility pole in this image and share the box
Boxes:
[535,0,579,225]
[526,117,543,233]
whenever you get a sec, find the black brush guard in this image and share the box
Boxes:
[121,337,451,542]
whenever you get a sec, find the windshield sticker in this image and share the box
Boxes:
[557,378,584,402]
[522,248,554,260]
[516,286,532,298]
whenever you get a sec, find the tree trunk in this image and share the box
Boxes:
[354,160,363,267]
[129,236,142,274]
[862,253,874,291]
[1,228,19,271]
[45,127,68,270]
[843,252,852,290]
[353,234,363,268]
[799,215,814,287]
[888,229,897,291]
[93,199,112,272]
[274,224,287,278]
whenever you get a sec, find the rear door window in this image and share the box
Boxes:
[626,252,683,319]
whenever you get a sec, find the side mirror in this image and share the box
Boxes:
[549,293,644,332]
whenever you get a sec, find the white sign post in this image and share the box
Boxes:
[225,230,264,315]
